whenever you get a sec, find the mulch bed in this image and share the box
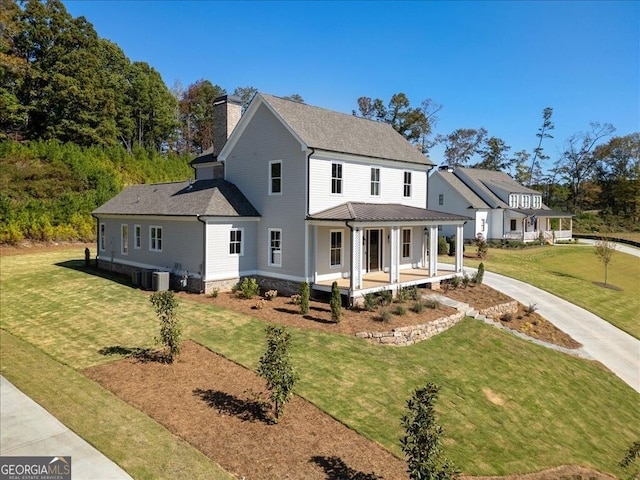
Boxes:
[85,340,408,480]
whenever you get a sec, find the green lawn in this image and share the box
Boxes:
[1,248,639,477]
[460,245,640,338]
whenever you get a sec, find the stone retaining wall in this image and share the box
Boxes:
[355,311,464,346]
[479,301,518,319]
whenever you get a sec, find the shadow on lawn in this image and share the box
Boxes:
[273,307,337,324]
[193,388,271,424]
[98,345,171,364]
[55,259,132,288]
[310,456,383,480]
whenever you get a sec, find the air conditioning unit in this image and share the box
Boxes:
[152,271,170,291]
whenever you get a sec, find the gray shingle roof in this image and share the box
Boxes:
[190,146,216,165]
[260,94,433,166]
[92,179,260,217]
[308,202,470,222]
[432,170,489,209]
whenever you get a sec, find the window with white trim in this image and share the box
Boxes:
[370,167,380,196]
[269,161,282,194]
[331,163,343,194]
[510,219,517,231]
[121,224,128,255]
[402,228,411,258]
[521,194,531,208]
[99,223,106,251]
[269,229,282,267]
[330,230,343,267]
[403,171,412,197]
[229,228,243,255]
[134,224,141,249]
[533,195,542,209]
[509,194,518,208]
[150,226,162,252]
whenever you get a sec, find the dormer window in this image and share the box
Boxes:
[521,195,531,208]
[509,194,518,208]
[533,195,542,209]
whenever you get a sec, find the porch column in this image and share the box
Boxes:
[455,224,464,273]
[429,226,438,276]
[313,225,318,284]
[351,228,363,290]
[390,226,400,284]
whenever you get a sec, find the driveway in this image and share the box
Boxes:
[481,269,640,393]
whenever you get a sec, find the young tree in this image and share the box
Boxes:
[401,383,459,480]
[149,290,182,362]
[257,325,298,422]
[300,281,310,315]
[620,440,640,480]
[594,237,616,287]
[330,280,342,323]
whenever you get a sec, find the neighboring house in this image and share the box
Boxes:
[428,166,573,243]
[93,94,470,303]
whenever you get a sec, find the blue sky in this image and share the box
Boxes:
[63,0,639,166]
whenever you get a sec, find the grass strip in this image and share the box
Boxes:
[0,330,234,480]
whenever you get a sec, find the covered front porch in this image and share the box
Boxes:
[503,209,573,243]
[307,202,470,303]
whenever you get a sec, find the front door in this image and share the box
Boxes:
[367,229,382,272]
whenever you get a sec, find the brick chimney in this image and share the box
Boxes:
[213,95,242,157]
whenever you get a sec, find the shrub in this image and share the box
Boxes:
[411,300,425,314]
[438,236,448,255]
[475,262,485,285]
[257,325,298,423]
[253,299,266,310]
[398,285,418,303]
[449,276,461,289]
[448,236,456,256]
[149,291,182,362]
[209,288,219,298]
[330,281,342,323]
[290,294,302,305]
[461,272,471,288]
[394,304,407,316]
[475,235,488,259]
[264,289,278,301]
[501,312,513,322]
[401,383,460,480]
[379,289,393,306]
[238,277,260,299]
[525,303,538,314]
[300,282,310,314]
[379,307,392,323]
[424,299,440,309]
[363,292,379,312]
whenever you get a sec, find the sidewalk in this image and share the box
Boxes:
[0,376,133,480]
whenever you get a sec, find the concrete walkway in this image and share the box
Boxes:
[0,376,132,480]
[573,237,640,257]
[479,270,640,393]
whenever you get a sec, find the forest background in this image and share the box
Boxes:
[1,0,637,244]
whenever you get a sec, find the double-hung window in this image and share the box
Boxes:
[402,228,411,258]
[121,224,128,255]
[229,229,243,255]
[403,171,412,197]
[330,230,342,267]
[150,226,162,252]
[521,194,531,208]
[331,163,343,194]
[134,225,141,249]
[269,229,282,267]
[269,161,282,194]
[533,195,542,209]
[438,194,444,206]
[509,194,518,208]
[370,167,380,196]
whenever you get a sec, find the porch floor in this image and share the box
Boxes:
[314,267,458,293]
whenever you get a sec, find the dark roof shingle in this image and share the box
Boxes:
[308,202,470,222]
[92,179,260,217]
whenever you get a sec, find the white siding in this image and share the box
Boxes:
[205,221,258,281]
[224,103,307,280]
[96,217,204,276]
[314,226,351,281]
[428,174,478,240]
[309,153,428,214]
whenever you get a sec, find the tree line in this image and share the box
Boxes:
[353,93,638,226]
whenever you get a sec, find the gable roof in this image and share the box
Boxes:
[432,170,490,209]
[255,94,433,166]
[308,202,470,222]
[92,179,260,217]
